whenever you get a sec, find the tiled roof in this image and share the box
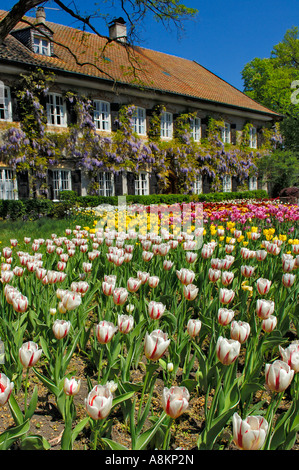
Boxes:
[0,10,279,117]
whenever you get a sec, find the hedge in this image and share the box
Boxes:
[0,190,269,221]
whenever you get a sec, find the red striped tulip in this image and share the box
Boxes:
[113,287,128,305]
[127,277,141,293]
[176,268,195,285]
[232,412,268,450]
[95,321,118,344]
[219,288,235,305]
[12,294,28,313]
[256,250,267,261]
[218,308,235,326]
[148,301,166,320]
[117,314,134,334]
[261,315,277,333]
[62,291,82,311]
[162,386,190,419]
[216,336,240,365]
[183,283,198,301]
[144,329,170,361]
[230,320,250,343]
[52,319,71,339]
[279,341,299,373]
[208,268,221,282]
[85,384,113,420]
[221,271,234,286]
[0,373,14,406]
[148,276,160,288]
[137,271,150,284]
[241,265,255,278]
[186,318,202,338]
[256,299,274,320]
[265,360,294,392]
[19,341,42,368]
[282,273,296,288]
[256,278,271,295]
[63,376,81,396]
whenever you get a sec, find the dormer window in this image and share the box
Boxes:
[33,36,51,56]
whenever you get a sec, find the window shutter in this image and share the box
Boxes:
[232,176,238,192]
[230,124,237,145]
[149,171,158,194]
[47,169,54,200]
[71,170,81,196]
[17,171,29,199]
[202,175,211,194]
[114,173,123,196]
[127,172,135,195]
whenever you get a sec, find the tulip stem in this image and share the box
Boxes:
[23,367,29,415]
[162,416,173,450]
[263,391,284,450]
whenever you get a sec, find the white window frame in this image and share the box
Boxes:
[46,93,67,127]
[160,111,173,139]
[249,126,257,148]
[52,169,72,200]
[190,117,201,142]
[193,174,202,194]
[0,168,18,200]
[135,172,149,195]
[222,175,232,193]
[221,122,231,144]
[0,86,12,122]
[98,172,114,196]
[249,175,258,191]
[93,100,110,131]
[33,36,51,56]
[133,107,146,135]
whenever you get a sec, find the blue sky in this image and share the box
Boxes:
[3,0,299,91]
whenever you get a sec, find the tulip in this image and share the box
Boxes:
[201,244,213,259]
[256,299,275,320]
[71,281,89,296]
[282,257,295,273]
[232,412,268,450]
[12,294,28,313]
[256,249,267,261]
[186,318,202,338]
[183,283,198,301]
[162,386,190,419]
[163,259,174,271]
[261,315,277,333]
[256,278,272,295]
[216,336,240,365]
[265,360,294,392]
[230,320,250,343]
[1,270,14,283]
[282,273,296,288]
[241,265,255,278]
[148,301,166,320]
[221,271,234,286]
[148,275,160,288]
[102,281,114,296]
[176,268,195,285]
[218,308,235,326]
[185,251,197,264]
[62,291,82,311]
[144,329,170,361]
[142,251,154,262]
[208,268,221,282]
[126,303,135,313]
[52,319,71,339]
[85,384,113,420]
[63,376,81,396]
[127,277,141,293]
[82,262,92,273]
[117,314,134,334]
[279,341,299,373]
[95,321,118,344]
[19,341,42,368]
[137,271,150,284]
[0,373,14,406]
[219,288,235,305]
[113,287,128,305]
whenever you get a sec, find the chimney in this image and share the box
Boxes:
[36,6,46,24]
[109,17,127,43]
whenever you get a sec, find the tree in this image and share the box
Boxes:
[242,27,299,151]
[0,0,198,45]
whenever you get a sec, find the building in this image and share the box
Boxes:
[0,7,281,201]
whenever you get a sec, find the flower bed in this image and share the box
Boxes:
[0,200,298,450]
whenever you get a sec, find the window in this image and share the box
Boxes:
[222,175,232,192]
[133,107,146,135]
[33,36,51,56]
[0,169,18,200]
[193,174,202,194]
[190,117,201,142]
[249,126,257,148]
[93,100,110,131]
[99,172,113,196]
[0,86,12,121]
[249,175,258,191]
[135,172,148,195]
[221,122,231,144]
[46,93,66,126]
[52,170,71,200]
[160,111,173,138]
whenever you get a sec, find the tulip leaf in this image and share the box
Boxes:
[0,419,30,450]
[101,437,128,450]
[24,385,38,421]
[19,434,51,450]
[32,367,59,397]
[8,393,24,426]
[71,417,89,446]
[112,390,135,408]
[135,413,167,450]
